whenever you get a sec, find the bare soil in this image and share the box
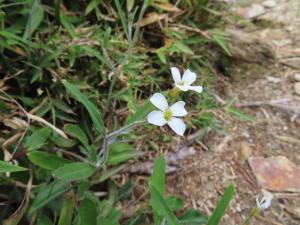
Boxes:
[167,1,300,224]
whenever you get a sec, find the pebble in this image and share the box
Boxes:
[262,0,276,8]
[294,73,300,82]
[295,82,300,95]
[245,4,266,19]
[266,75,281,83]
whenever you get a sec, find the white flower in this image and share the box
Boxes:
[256,190,273,210]
[147,93,187,136]
[171,67,203,93]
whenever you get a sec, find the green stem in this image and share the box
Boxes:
[241,208,260,225]
[105,0,148,112]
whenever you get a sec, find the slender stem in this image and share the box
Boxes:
[105,0,148,112]
[241,208,259,225]
[96,120,145,168]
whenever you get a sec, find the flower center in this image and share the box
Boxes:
[164,108,173,121]
[177,80,185,86]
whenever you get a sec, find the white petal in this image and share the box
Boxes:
[171,67,182,84]
[167,117,186,136]
[150,93,169,111]
[176,84,189,91]
[169,101,187,117]
[147,111,167,126]
[182,69,196,85]
[187,85,203,93]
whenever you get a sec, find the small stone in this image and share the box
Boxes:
[244,4,266,19]
[266,76,280,83]
[205,181,215,191]
[262,0,276,8]
[248,156,300,192]
[294,82,300,95]
[237,142,253,161]
[294,73,300,82]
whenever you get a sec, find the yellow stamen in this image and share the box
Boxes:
[164,108,173,121]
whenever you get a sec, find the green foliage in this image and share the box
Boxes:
[52,163,95,181]
[30,180,70,214]
[24,127,52,150]
[27,151,67,170]
[58,191,76,225]
[107,142,141,165]
[206,183,235,225]
[62,80,105,136]
[0,0,237,224]
[0,161,28,173]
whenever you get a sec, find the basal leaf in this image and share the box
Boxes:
[78,198,98,225]
[58,191,75,225]
[27,151,67,170]
[52,162,95,181]
[0,160,28,173]
[24,127,52,150]
[64,124,89,148]
[30,180,70,214]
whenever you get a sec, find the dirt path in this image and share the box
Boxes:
[168,1,300,224]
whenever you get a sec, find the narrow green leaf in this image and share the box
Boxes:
[78,198,98,225]
[24,127,52,150]
[85,0,102,15]
[149,155,165,194]
[64,124,89,148]
[103,27,111,49]
[127,0,135,12]
[213,34,231,56]
[225,107,255,122]
[91,164,126,184]
[149,186,181,225]
[23,0,44,39]
[62,80,105,136]
[52,162,95,181]
[206,183,235,225]
[80,46,108,64]
[156,47,167,64]
[114,0,129,40]
[0,160,27,173]
[60,13,76,38]
[30,180,70,214]
[58,191,75,225]
[27,151,67,170]
[172,41,194,55]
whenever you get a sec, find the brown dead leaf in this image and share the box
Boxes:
[249,156,300,192]
[139,12,167,27]
[236,142,253,161]
[153,2,180,12]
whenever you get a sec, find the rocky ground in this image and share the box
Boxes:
[167,1,300,224]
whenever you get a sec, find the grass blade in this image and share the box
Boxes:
[206,183,235,225]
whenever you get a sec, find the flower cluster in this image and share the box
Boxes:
[147,67,203,136]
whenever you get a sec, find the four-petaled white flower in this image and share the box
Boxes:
[256,190,273,210]
[147,93,187,136]
[171,67,203,93]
